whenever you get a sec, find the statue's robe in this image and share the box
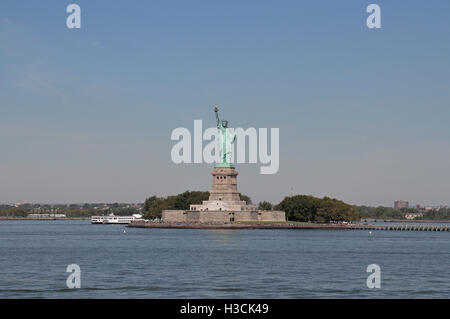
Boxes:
[217,124,235,164]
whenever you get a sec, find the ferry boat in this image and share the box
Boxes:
[91,213,142,224]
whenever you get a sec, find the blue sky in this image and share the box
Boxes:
[1,0,449,206]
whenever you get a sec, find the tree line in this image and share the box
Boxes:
[417,208,450,220]
[0,204,141,218]
[273,195,359,222]
[355,206,407,220]
[355,205,450,220]
[0,206,28,217]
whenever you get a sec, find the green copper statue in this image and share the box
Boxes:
[214,105,236,167]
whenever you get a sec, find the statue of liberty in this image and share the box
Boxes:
[214,105,236,167]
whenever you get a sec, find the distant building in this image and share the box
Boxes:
[27,213,66,219]
[404,212,423,220]
[394,200,409,210]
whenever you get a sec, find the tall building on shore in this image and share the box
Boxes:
[394,200,409,210]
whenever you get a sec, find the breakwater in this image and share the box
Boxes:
[349,224,450,232]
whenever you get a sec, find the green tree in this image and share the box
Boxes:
[143,196,160,213]
[276,195,359,222]
[240,194,252,205]
[143,191,210,219]
[258,201,273,211]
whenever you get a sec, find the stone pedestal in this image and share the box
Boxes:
[208,167,241,202]
[161,165,286,223]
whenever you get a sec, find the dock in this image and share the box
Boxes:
[348,224,450,232]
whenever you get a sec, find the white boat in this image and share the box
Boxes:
[91,213,142,224]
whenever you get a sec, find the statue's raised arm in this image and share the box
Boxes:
[214,105,221,128]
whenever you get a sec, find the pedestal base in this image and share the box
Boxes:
[209,167,241,201]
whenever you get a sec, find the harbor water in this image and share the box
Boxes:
[0,220,448,298]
